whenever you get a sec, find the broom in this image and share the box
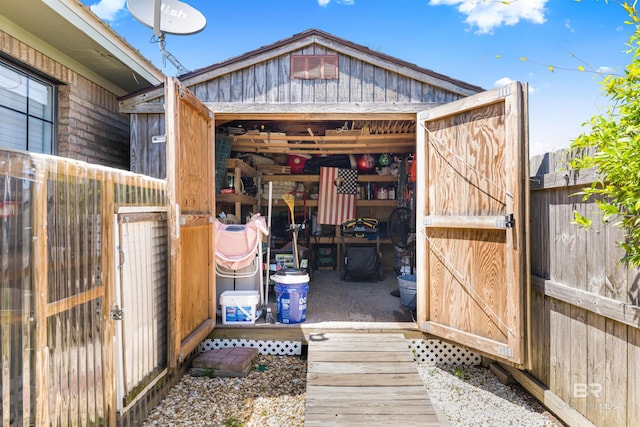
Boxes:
[282,193,300,269]
[265,182,275,323]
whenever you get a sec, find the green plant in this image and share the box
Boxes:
[570,1,640,267]
[222,417,243,427]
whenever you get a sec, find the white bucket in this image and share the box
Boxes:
[219,290,260,325]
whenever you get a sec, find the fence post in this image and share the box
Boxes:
[32,157,49,426]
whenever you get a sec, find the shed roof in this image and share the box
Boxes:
[186,29,483,95]
[121,28,483,102]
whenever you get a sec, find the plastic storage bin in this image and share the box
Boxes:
[219,290,260,325]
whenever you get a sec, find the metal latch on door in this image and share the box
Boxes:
[110,305,124,320]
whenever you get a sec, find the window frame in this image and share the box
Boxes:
[0,57,57,154]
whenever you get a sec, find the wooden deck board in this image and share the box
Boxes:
[304,332,442,426]
[308,351,414,363]
[308,361,418,374]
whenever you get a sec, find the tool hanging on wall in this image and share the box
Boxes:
[282,193,300,268]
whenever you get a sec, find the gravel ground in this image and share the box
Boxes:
[417,363,564,427]
[141,355,563,426]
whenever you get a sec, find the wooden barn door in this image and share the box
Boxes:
[165,77,216,367]
[415,81,530,367]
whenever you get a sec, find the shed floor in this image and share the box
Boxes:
[217,268,416,329]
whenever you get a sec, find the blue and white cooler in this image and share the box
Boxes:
[273,269,309,324]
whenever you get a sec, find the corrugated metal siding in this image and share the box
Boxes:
[0,149,168,426]
[116,213,168,407]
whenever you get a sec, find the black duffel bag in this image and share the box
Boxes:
[303,154,354,174]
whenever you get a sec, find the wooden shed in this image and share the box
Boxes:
[121,29,531,368]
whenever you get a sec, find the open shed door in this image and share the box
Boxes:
[416,81,530,367]
[165,77,216,367]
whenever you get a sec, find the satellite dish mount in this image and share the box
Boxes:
[128,0,207,75]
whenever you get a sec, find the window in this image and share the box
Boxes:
[0,60,55,154]
[291,55,338,80]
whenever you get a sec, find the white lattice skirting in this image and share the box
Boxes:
[408,339,481,365]
[199,338,480,365]
[199,339,303,355]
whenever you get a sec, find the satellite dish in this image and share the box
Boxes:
[128,0,207,35]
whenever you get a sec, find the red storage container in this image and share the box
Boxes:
[287,154,311,174]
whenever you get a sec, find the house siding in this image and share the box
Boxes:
[0,30,130,169]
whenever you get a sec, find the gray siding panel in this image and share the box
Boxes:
[230,71,243,101]
[362,62,374,102]
[217,74,231,102]
[387,72,398,103]
[243,66,255,102]
[181,43,460,106]
[254,62,266,103]
[130,113,165,178]
[397,75,410,103]
[411,80,422,103]
[265,59,278,103]
[350,58,363,102]
[374,67,386,102]
[277,55,290,103]
[337,54,351,103]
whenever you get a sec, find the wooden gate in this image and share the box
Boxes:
[416,81,530,367]
[165,77,217,367]
[114,208,168,410]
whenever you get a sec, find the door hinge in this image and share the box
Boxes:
[110,305,124,321]
[420,321,430,331]
[504,213,515,228]
[496,214,516,228]
[498,346,514,358]
[495,214,515,228]
[117,246,125,268]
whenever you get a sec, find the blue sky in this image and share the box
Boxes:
[83,0,634,156]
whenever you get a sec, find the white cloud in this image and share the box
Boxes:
[88,0,127,21]
[494,76,536,94]
[565,19,574,33]
[428,0,548,34]
[596,66,614,75]
[493,76,513,87]
[318,0,355,6]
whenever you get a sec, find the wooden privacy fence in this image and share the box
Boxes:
[3,142,640,427]
[0,149,168,426]
[527,150,640,427]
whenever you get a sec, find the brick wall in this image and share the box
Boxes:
[0,30,130,169]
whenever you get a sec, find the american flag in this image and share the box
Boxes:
[317,167,357,225]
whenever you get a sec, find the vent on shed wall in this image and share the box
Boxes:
[291,54,338,79]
